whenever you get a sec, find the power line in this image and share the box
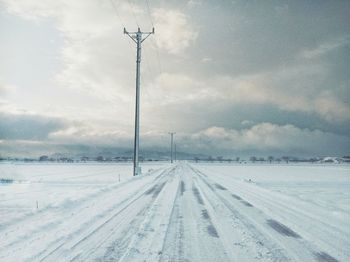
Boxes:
[143,47,156,82]
[152,38,163,76]
[140,46,155,99]
[127,0,140,27]
[109,0,125,28]
[144,0,154,28]
[109,0,135,49]
[142,0,162,76]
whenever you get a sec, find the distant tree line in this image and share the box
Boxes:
[34,155,163,162]
[1,155,350,163]
[191,155,350,164]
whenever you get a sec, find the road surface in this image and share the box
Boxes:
[0,163,348,261]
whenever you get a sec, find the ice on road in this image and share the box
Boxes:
[0,162,349,261]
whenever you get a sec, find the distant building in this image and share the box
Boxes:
[81,156,89,162]
[39,155,49,161]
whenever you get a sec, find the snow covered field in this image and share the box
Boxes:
[0,162,349,261]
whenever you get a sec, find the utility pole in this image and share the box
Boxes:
[174,143,177,162]
[169,132,176,163]
[124,27,154,176]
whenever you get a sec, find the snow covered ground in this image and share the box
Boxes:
[0,162,349,261]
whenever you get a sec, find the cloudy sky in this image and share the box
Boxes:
[0,0,349,158]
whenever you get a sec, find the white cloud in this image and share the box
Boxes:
[1,0,60,21]
[1,104,349,156]
[2,0,348,125]
[189,123,350,155]
[241,120,254,126]
[300,36,350,59]
[43,121,350,156]
[153,8,198,55]
[48,124,131,146]
[145,70,350,123]
[0,82,16,95]
[1,0,349,157]
[1,0,150,96]
[47,121,170,149]
[201,57,212,63]
[187,0,202,8]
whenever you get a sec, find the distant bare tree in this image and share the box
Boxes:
[268,156,274,163]
[39,155,49,161]
[207,156,214,162]
[81,156,89,162]
[309,158,316,164]
[96,156,104,162]
[250,156,257,163]
[282,156,289,163]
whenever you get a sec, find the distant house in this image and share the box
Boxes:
[343,156,350,162]
[81,156,89,162]
[39,155,49,161]
[96,156,104,162]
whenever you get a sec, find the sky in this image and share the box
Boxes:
[0,0,349,158]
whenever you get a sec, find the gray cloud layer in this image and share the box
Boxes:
[0,0,349,157]
[0,112,67,140]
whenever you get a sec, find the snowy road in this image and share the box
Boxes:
[0,163,349,261]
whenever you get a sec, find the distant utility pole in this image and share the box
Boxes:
[124,27,154,176]
[174,143,177,162]
[169,132,176,163]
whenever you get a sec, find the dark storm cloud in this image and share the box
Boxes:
[0,112,67,140]
[159,102,350,136]
[0,0,349,157]
[180,0,350,75]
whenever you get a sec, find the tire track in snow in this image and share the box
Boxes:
[180,180,185,195]
[29,166,176,261]
[62,167,178,261]
[266,219,300,238]
[192,184,219,238]
[159,172,185,262]
[116,166,180,261]
[314,251,339,262]
[161,164,230,261]
[231,194,254,207]
[191,164,342,262]
[190,164,290,261]
[192,185,204,205]
[82,183,168,261]
[93,174,177,261]
[214,183,227,190]
[195,164,350,260]
[200,209,219,238]
[0,166,167,244]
